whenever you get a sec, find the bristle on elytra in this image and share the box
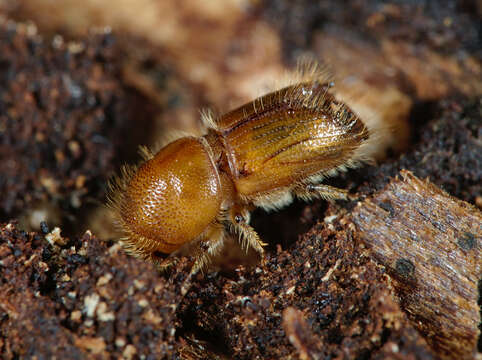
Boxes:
[333,84,409,161]
[254,58,335,115]
[200,108,218,130]
[270,56,334,92]
[200,58,336,132]
[286,58,397,162]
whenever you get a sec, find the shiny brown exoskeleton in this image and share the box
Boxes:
[108,67,373,273]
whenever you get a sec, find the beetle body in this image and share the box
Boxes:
[109,65,373,272]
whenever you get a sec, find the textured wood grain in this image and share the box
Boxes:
[351,170,481,359]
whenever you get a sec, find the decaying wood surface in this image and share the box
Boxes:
[282,307,323,360]
[351,170,481,360]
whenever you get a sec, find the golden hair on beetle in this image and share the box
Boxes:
[108,59,384,273]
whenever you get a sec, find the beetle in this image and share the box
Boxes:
[108,62,375,273]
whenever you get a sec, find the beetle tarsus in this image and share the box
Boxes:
[233,221,266,255]
[294,183,349,202]
[154,256,178,272]
[228,206,266,254]
[190,224,226,274]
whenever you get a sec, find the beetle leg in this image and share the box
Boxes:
[191,222,226,274]
[229,206,267,254]
[153,254,178,272]
[294,183,350,201]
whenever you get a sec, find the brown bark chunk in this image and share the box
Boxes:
[351,170,481,359]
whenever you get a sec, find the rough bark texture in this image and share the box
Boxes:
[351,170,481,359]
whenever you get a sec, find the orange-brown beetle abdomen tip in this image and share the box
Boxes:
[116,137,223,257]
